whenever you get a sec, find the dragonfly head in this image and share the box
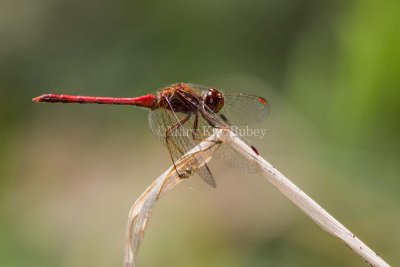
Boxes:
[203,88,224,113]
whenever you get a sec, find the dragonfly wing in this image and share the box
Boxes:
[198,165,217,188]
[148,104,218,187]
[213,142,259,173]
[220,93,269,126]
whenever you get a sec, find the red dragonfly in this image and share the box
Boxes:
[33,83,269,187]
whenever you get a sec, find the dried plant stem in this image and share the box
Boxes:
[223,130,390,267]
[124,129,390,267]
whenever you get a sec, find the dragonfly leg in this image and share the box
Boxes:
[191,113,220,144]
[165,114,192,178]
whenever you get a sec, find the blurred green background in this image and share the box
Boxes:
[1,0,399,266]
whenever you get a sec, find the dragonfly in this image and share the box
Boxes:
[33,83,269,187]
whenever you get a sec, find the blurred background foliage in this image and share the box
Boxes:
[0,0,399,266]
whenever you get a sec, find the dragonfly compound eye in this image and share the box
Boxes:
[204,88,224,113]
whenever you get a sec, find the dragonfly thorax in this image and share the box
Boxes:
[155,83,202,113]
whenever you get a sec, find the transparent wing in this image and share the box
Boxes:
[213,135,260,173]
[219,93,269,126]
[148,100,217,187]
